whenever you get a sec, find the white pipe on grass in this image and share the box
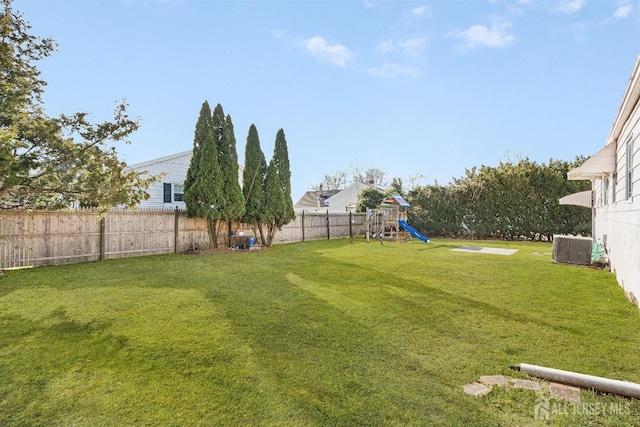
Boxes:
[511,363,640,399]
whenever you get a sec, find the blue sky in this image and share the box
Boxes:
[15,0,640,201]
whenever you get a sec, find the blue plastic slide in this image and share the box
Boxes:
[399,220,430,243]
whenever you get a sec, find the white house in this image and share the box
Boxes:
[325,182,383,212]
[565,54,640,306]
[127,150,246,209]
[293,188,340,212]
[294,182,384,213]
[127,150,192,208]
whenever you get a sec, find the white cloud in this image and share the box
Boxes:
[399,37,427,56]
[380,40,395,54]
[270,29,286,39]
[303,36,353,67]
[366,62,420,78]
[449,19,515,49]
[614,5,632,18]
[412,5,428,17]
[557,0,586,13]
[379,37,427,57]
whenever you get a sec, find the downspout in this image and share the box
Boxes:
[511,363,640,399]
[591,180,596,241]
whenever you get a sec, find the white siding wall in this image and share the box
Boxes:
[128,151,246,209]
[325,183,371,212]
[129,151,192,209]
[593,101,640,305]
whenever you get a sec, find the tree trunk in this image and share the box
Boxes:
[215,219,227,248]
[256,220,267,246]
[207,219,219,249]
[266,222,277,247]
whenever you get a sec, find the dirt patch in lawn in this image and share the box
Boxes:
[185,246,265,256]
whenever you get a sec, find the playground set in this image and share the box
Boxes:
[355,194,430,244]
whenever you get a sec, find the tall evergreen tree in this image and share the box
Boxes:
[272,128,295,226]
[184,100,224,248]
[218,112,245,232]
[242,124,267,245]
[264,159,286,246]
[183,101,211,218]
[208,104,230,240]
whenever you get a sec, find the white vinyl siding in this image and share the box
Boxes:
[126,151,244,209]
[127,151,192,208]
[611,172,617,204]
[589,55,640,307]
[626,135,634,201]
[602,176,609,206]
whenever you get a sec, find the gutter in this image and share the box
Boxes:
[511,363,640,399]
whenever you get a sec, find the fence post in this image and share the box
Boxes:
[301,211,305,242]
[174,207,179,254]
[99,216,106,261]
[326,210,330,240]
[349,211,352,238]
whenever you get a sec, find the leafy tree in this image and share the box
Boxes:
[0,0,157,212]
[356,187,384,212]
[184,101,225,248]
[242,124,267,245]
[389,177,404,196]
[408,156,591,240]
[406,173,426,192]
[407,182,465,238]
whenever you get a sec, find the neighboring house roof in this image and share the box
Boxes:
[127,150,193,171]
[294,189,340,211]
[127,149,246,184]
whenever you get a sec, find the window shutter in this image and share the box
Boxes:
[163,183,172,203]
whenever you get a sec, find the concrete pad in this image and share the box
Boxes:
[549,382,581,402]
[463,382,491,396]
[480,375,511,387]
[451,246,518,256]
[511,379,542,391]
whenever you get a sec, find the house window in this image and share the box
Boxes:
[626,135,634,200]
[163,183,185,203]
[611,172,617,204]
[602,176,609,206]
[174,184,184,202]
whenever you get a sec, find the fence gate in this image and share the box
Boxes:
[0,237,32,269]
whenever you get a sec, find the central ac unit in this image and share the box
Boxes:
[552,235,592,265]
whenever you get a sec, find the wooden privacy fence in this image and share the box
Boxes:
[0,209,366,268]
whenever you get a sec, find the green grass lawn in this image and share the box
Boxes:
[1,238,640,426]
